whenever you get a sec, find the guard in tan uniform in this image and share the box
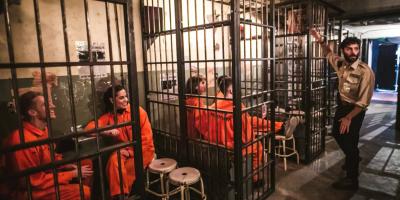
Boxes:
[310,29,375,190]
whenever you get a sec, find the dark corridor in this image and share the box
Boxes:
[376,43,397,90]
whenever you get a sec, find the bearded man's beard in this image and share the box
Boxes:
[344,53,359,63]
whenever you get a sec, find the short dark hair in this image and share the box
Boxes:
[340,37,361,50]
[217,76,232,95]
[103,85,126,112]
[19,91,42,121]
[185,76,206,95]
[217,75,228,88]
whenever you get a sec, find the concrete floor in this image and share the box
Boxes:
[270,101,399,200]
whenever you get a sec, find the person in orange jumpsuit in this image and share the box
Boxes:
[85,85,155,198]
[207,76,283,183]
[185,76,209,139]
[3,91,93,200]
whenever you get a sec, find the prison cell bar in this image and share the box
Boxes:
[2,0,33,199]
[60,0,90,198]
[32,0,63,198]
[0,0,144,199]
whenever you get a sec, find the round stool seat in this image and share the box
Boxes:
[148,158,177,174]
[169,167,201,186]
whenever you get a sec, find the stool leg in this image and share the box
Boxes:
[277,141,282,155]
[160,173,166,200]
[283,140,287,171]
[293,137,299,164]
[166,179,170,200]
[186,186,191,200]
[146,169,150,189]
[200,177,206,200]
[180,185,185,200]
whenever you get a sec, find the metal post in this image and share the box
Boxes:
[174,0,188,163]
[322,7,328,152]
[32,0,62,198]
[269,0,276,192]
[304,0,313,163]
[231,0,243,199]
[3,0,33,198]
[124,0,146,197]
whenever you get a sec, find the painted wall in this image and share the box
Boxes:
[0,0,145,139]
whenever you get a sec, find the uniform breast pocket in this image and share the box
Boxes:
[343,74,361,97]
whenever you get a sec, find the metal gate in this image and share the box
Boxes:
[0,0,145,199]
[141,0,276,199]
[274,0,341,163]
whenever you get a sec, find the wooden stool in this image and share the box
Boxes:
[166,167,206,200]
[146,158,177,199]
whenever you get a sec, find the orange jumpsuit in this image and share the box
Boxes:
[4,122,91,200]
[186,97,209,139]
[207,100,283,179]
[85,106,155,196]
[216,91,224,98]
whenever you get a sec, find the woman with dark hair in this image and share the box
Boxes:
[85,85,155,198]
[215,75,228,98]
[185,76,209,139]
[208,76,283,184]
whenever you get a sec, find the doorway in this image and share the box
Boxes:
[374,41,399,91]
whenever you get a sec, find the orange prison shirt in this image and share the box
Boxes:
[206,100,282,177]
[186,97,210,139]
[85,105,154,196]
[4,122,91,200]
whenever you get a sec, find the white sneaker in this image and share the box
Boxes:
[284,116,300,138]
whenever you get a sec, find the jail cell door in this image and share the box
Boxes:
[141,0,277,199]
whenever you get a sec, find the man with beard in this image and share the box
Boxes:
[4,91,93,200]
[310,28,375,190]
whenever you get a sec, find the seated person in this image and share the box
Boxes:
[185,76,209,139]
[214,76,283,132]
[85,85,155,198]
[207,77,283,183]
[3,91,92,200]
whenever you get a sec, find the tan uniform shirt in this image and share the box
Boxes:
[327,52,375,109]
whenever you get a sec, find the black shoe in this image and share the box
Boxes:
[341,157,362,170]
[332,177,359,190]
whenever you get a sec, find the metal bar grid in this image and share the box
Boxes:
[141,0,276,199]
[274,0,330,163]
[0,0,143,199]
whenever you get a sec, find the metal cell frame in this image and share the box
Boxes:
[274,0,342,163]
[141,0,276,199]
[326,18,342,130]
[0,0,145,199]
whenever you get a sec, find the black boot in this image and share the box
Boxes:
[332,177,359,190]
[341,157,362,170]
